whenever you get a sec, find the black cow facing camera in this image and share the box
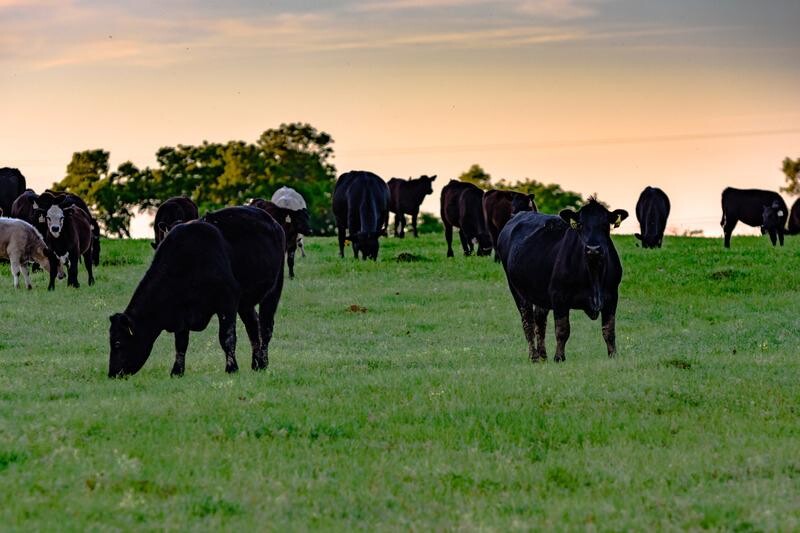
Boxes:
[498,198,628,363]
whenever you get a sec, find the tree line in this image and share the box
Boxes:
[49,122,800,238]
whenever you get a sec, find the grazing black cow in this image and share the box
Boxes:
[634,186,671,249]
[35,191,101,266]
[388,174,436,238]
[441,180,492,257]
[483,189,537,261]
[151,196,199,249]
[0,168,26,219]
[251,198,310,279]
[721,188,788,248]
[109,207,284,377]
[333,171,390,260]
[497,199,628,363]
[44,202,94,290]
[787,198,800,235]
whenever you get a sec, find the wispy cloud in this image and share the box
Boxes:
[515,0,595,20]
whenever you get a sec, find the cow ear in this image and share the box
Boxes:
[609,209,628,229]
[430,175,437,181]
[559,209,579,230]
[33,201,39,209]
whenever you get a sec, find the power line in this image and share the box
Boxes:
[341,127,800,156]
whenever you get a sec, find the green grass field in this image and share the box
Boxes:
[1,233,799,530]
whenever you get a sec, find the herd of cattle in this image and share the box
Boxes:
[1,165,799,375]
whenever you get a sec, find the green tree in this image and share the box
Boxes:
[458,164,492,189]
[494,177,584,213]
[780,157,800,196]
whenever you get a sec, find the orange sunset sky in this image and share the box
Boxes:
[2,0,799,237]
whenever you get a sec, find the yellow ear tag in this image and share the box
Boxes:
[613,215,622,229]
[570,219,579,230]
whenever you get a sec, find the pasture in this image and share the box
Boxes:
[0,233,799,530]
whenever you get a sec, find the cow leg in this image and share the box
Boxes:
[67,251,80,288]
[779,229,785,246]
[337,223,346,258]
[238,306,264,370]
[298,237,306,258]
[395,214,404,238]
[601,311,617,358]
[411,213,419,238]
[444,222,454,257]
[533,306,549,360]
[723,219,737,248]
[21,263,32,290]
[459,230,472,256]
[83,249,95,286]
[218,311,238,373]
[553,311,570,363]
[287,250,295,279]
[171,330,189,377]
[399,215,406,238]
[768,229,777,246]
[10,258,21,289]
[256,270,284,370]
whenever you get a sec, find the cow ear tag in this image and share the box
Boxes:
[778,210,784,217]
[285,215,291,223]
[570,219,579,230]
[127,327,134,336]
[613,214,622,229]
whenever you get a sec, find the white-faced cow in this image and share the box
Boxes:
[0,218,56,289]
[721,188,788,248]
[43,201,94,290]
[482,189,537,261]
[441,180,492,257]
[34,191,101,266]
[109,206,284,378]
[333,171,390,260]
[0,168,26,220]
[497,198,628,363]
[152,196,199,249]
[388,175,436,238]
[634,186,671,249]
[271,186,310,259]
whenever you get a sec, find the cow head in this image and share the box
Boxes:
[475,234,493,256]
[45,204,66,238]
[511,193,536,215]
[420,175,437,194]
[560,200,628,266]
[294,208,312,235]
[761,201,785,233]
[108,313,151,377]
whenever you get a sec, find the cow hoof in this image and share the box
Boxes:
[251,358,268,371]
[170,366,184,377]
[27,285,32,291]
[225,362,239,373]
[70,282,80,289]
[88,278,95,286]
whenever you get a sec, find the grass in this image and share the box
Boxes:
[0,232,799,530]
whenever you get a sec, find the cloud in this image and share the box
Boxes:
[515,0,595,20]
[352,0,487,12]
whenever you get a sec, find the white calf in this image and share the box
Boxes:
[0,218,51,289]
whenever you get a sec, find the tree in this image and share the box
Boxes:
[780,157,800,196]
[494,177,584,213]
[458,164,491,189]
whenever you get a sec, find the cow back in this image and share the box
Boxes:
[0,168,26,216]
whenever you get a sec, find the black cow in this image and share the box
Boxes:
[497,199,628,362]
[388,175,436,238]
[44,202,94,290]
[333,171,390,260]
[10,189,43,229]
[483,189,537,261]
[109,206,284,377]
[152,196,199,249]
[634,186,671,249]
[787,198,800,236]
[35,190,101,266]
[0,168,26,218]
[721,187,788,248]
[441,180,492,257]
[251,198,310,279]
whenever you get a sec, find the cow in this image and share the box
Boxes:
[497,198,628,363]
[44,201,94,290]
[0,218,56,289]
[634,186,671,249]
[109,206,284,378]
[721,188,788,248]
[440,180,492,257]
[787,198,800,235]
[482,189,537,261]
[388,175,437,238]
[0,168,26,219]
[35,190,101,266]
[10,189,43,230]
[151,196,199,249]
[251,198,309,279]
[332,171,390,260]
[271,186,311,259]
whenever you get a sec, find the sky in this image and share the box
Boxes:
[2,0,799,237]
